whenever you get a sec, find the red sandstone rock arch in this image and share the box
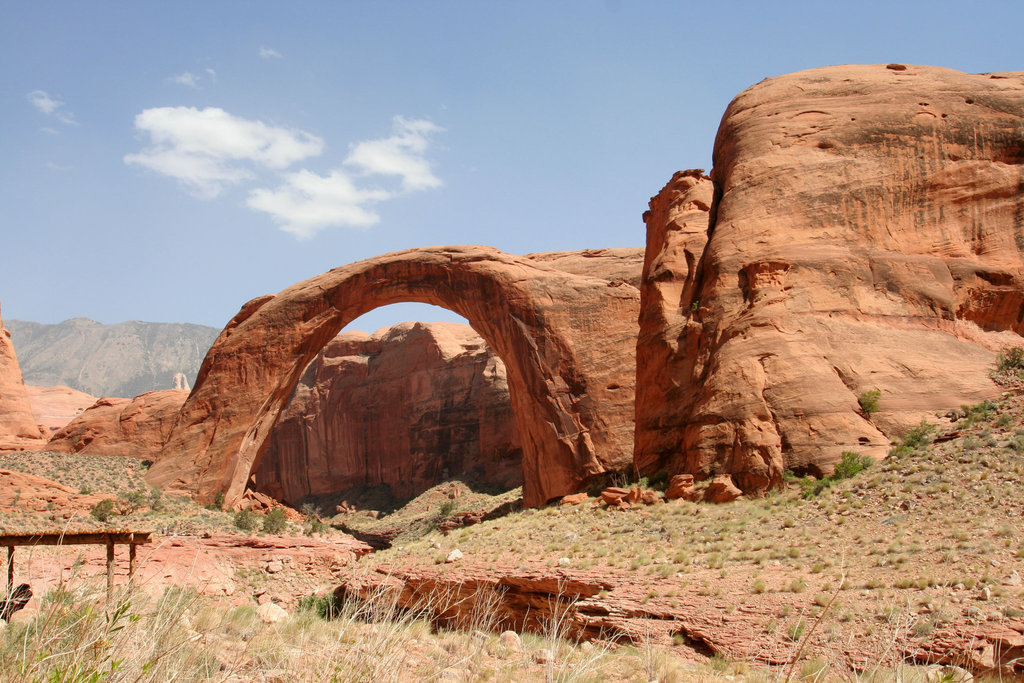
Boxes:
[146,246,642,508]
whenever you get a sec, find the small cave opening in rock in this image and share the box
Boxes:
[249,303,524,543]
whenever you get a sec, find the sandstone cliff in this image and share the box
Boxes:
[0,302,48,452]
[255,322,522,505]
[46,390,189,459]
[25,385,99,432]
[6,318,219,397]
[636,64,1024,492]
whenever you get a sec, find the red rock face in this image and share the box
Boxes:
[636,65,1024,492]
[0,302,48,452]
[25,385,98,432]
[47,390,189,458]
[634,170,713,477]
[254,322,523,504]
[147,247,643,508]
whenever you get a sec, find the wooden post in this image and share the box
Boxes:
[105,537,114,600]
[6,546,12,594]
[128,543,137,588]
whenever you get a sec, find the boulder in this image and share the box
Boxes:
[600,487,630,506]
[703,474,742,504]
[256,602,288,624]
[255,322,522,503]
[665,474,698,501]
[46,390,188,459]
[559,492,589,505]
[639,489,661,505]
[636,65,1024,494]
[0,302,47,452]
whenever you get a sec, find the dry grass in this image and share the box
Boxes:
[2,393,1024,679]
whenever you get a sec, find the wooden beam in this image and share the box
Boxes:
[0,532,152,548]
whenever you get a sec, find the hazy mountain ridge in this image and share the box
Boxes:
[6,318,219,398]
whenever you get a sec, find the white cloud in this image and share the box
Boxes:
[125,105,444,238]
[344,116,443,191]
[123,106,324,197]
[247,170,392,239]
[170,69,216,88]
[246,117,444,237]
[27,90,60,114]
[259,46,282,59]
[27,90,76,125]
[39,127,60,135]
[171,71,200,88]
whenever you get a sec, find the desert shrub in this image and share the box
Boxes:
[262,508,288,534]
[305,519,327,536]
[958,400,997,428]
[437,500,456,518]
[647,470,670,489]
[832,451,873,480]
[206,491,225,511]
[297,591,341,620]
[798,477,832,499]
[787,451,873,499]
[90,499,117,523]
[786,618,807,641]
[858,389,881,416]
[233,509,258,531]
[890,421,935,458]
[300,503,326,535]
[995,346,1024,374]
[122,488,148,513]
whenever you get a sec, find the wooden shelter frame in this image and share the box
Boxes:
[2,531,153,600]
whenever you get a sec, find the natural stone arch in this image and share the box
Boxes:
[146,246,642,507]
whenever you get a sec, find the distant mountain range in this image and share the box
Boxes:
[6,318,220,398]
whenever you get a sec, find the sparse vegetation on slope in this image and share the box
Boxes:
[2,391,1023,679]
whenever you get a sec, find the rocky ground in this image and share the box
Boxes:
[1,391,1023,680]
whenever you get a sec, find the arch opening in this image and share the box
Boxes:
[252,311,525,514]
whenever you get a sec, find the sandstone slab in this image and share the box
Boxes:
[24,385,98,433]
[46,390,189,459]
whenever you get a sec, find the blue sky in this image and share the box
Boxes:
[2,1,1021,333]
